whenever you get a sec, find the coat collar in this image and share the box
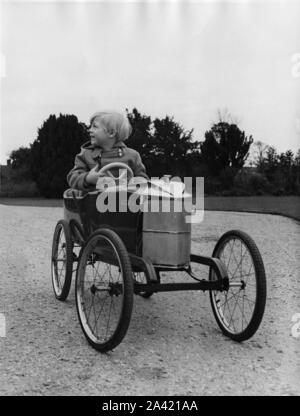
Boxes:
[81,140,127,161]
[81,140,127,150]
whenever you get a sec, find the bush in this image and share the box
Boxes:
[295,181,300,196]
[219,167,238,189]
[271,186,285,196]
[233,171,271,195]
[203,177,223,195]
[0,164,40,197]
[0,180,40,197]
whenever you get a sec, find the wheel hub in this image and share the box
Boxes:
[90,283,122,296]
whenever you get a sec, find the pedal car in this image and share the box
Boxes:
[51,162,267,352]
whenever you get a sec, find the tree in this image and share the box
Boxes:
[216,107,241,125]
[260,146,278,183]
[260,148,300,194]
[126,108,154,171]
[152,116,198,177]
[252,141,270,171]
[9,146,31,169]
[126,108,200,177]
[294,149,300,194]
[278,150,295,193]
[279,150,294,168]
[30,114,89,197]
[200,122,253,177]
[294,149,300,166]
[8,146,33,180]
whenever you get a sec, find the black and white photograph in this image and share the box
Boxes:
[0,0,299,398]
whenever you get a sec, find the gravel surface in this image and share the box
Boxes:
[0,204,299,396]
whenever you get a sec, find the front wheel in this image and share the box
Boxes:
[75,228,134,352]
[51,220,73,301]
[209,230,266,342]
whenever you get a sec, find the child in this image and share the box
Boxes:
[67,111,148,191]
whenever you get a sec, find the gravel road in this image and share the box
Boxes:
[0,204,299,396]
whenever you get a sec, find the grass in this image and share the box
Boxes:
[0,195,299,221]
[203,196,300,222]
[0,197,63,207]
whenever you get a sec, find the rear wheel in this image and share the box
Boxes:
[209,230,266,342]
[75,228,134,352]
[51,220,73,301]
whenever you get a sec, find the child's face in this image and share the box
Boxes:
[89,117,115,147]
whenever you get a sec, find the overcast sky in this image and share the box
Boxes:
[0,0,299,164]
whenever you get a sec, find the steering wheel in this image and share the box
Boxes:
[97,162,134,185]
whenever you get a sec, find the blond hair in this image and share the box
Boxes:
[90,111,132,141]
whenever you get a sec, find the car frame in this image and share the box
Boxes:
[51,164,267,352]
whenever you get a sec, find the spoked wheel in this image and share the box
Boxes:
[75,228,134,352]
[133,272,154,299]
[51,220,73,301]
[209,230,266,342]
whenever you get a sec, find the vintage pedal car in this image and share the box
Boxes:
[51,162,267,352]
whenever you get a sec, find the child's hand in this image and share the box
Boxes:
[85,166,101,185]
[96,176,116,190]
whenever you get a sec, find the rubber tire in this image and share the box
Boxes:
[209,230,267,342]
[51,220,73,301]
[75,228,134,352]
